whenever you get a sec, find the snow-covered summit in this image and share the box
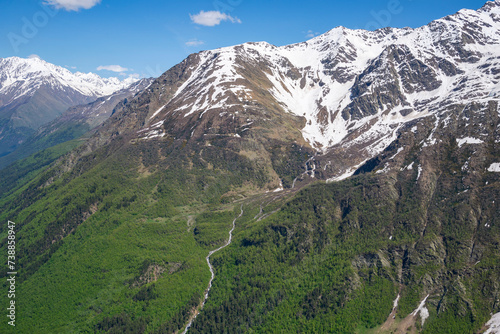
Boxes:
[0,56,137,108]
[0,56,141,158]
[127,1,499,181]
[143,0,499,149]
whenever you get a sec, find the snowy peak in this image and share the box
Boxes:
[143,3,499,143]
[0,56,137,108]
[96,1,499,182]
[477,0,500,13]
[0,56,141,157]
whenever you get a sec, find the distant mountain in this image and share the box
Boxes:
[0,78,153,170]
[0,2,499,334]
[0,56,137,157]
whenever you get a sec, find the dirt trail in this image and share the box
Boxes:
[182,205,244,334]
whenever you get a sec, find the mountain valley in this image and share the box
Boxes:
[0,1,499,333]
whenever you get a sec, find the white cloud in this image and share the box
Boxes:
[28,54,41,59]
[97,65,129,73]
[186,39,205,46]
[305,30,319,38]
[190,10,241,27]
[43,0,101,11]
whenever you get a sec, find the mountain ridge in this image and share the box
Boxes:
[0,56,137,106]
[0,77,153,171]
[72,0,500,185]
[0,56,138,158]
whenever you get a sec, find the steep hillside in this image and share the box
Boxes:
[189,100,500,333]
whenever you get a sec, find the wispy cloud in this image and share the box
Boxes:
[97,65,129,73]
[28,54,41,60]
[127,73,140,79]
[43,0,101,11]
[190,10,241,27]
[186,39,205,46]
[305,30,319,38]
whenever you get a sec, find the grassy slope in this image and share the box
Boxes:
[0,138,269,333]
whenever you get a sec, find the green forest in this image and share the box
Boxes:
[0,116,498,333]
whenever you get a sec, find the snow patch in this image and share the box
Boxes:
[151,121,164,128]
[420,307,430,326]
[141,129,165,140]
[487,163,500,172]
[393,294,400,309]
[270,180,284,193]
[462,159,470,172]
[150,105,166,120]
[417,164,423,180]
[485,312,500,334]
[456,137,484,147]
[422,116,440,148]
[327,160,368,182]
[411,295,430,326]
[389,147,404,160]
[376,163,390,174]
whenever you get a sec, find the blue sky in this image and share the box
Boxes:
[0,0,490,79]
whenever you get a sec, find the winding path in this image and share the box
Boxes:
[182,205,244,333]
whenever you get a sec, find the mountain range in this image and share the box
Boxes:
[122,0,500,183]
[0,76,153,170]
[0,56,138,158]
[0,1,499,333]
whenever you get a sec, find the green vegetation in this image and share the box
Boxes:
[190,177,402,333]
[0,125,498,333]
[0,137,264,333]
[0,139,80,198]
[186,172,499,333]
[0,122,91,170]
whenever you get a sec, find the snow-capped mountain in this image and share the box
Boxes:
[0,56,138,158]
[0,78,153,170]
[5,4,499,332]
[0,56,136,108]
[99,0,499,183]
